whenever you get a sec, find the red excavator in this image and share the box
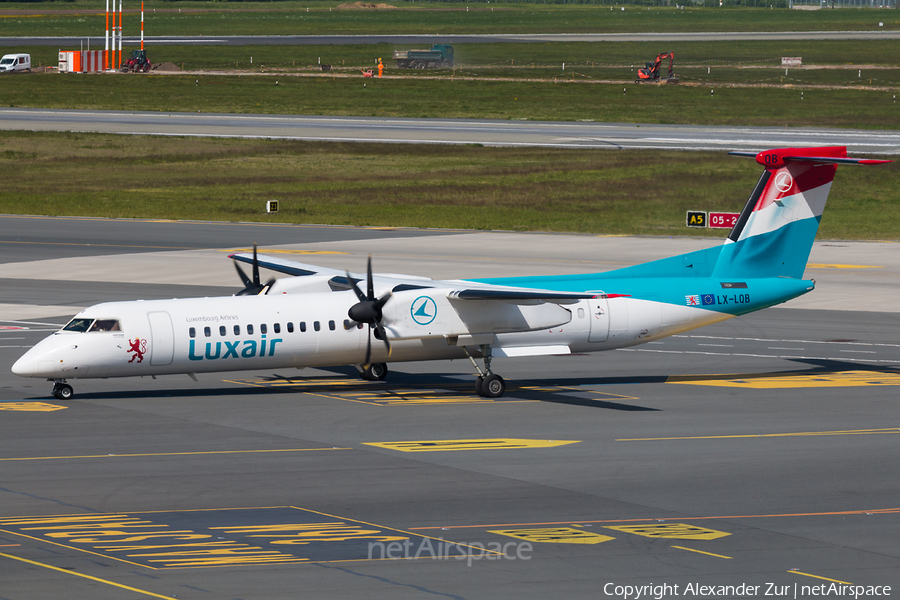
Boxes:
[636,51,678,84]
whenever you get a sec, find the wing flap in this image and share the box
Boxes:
[449,289,597,304]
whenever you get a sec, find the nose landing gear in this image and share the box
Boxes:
[51,379,73,400]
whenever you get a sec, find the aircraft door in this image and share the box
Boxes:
[147,311,174,366]
[587,297,609,342]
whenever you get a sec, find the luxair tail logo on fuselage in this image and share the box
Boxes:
[188,335,283,361]
[411,296,437,326]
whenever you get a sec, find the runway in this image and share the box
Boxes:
[0,216,898,599]
[4,31,900,46]
[3,108,900,153]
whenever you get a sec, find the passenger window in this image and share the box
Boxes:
[287,322,294,333]
[247,324,254,335]
[219,325,226,336]
[63,318,93,332]
[577,308,585,319]
[274,323,280,334]
[329,320,335,331]
[89,319,120,332]
[299,322,306,333]
[234,325,241,336]
[204,326,211,337]
[314,321,320,332]
[189,327,196,338]
[261,324,268,335]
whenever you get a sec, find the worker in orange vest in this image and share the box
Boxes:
[377,57,383,78]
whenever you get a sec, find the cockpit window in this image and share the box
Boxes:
[63,318,93,332]
[88,319,121,332]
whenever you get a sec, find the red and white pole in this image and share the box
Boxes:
[141,2,144,51]
[110,1,115,69]
[105,0,109,70]
[117,0,122,70]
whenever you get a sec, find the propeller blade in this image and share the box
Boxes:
[366,255,374,301]
[234,261,253,288]
[374,292,392,312]
[233,243,272,295]
[252,243,260,287]
[261,277,277,295]
[363,325,372,367]
[374,324,392,356]
[346,270,367,302]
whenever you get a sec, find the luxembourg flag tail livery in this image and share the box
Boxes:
[714,146,888,279]
[11,147,891,400]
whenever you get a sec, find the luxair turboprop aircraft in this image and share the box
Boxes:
[12,147,890,400]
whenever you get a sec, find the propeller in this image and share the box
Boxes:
[347,256,392,367]
[234,243,276,296]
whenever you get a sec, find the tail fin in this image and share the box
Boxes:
[712,146,889,279]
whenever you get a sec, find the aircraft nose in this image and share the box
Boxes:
[11,354,34,377]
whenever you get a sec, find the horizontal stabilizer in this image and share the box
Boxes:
[727,149,891,167]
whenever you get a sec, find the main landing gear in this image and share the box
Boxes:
[359,363,388,381]
[51,379,73,400]
[465,345,506,398]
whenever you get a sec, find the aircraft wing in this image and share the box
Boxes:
[229,252,347,278]
[233,252,600,303]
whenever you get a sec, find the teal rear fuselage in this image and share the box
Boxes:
[470,234,817,318]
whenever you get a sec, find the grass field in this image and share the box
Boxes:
[17,39,900,72]
[1,131,897,239]
[1,3,899,37]
[2,2,897,237]
[3,69,898,128]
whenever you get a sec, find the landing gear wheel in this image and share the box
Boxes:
[475,376,484,397]
[53,383,73,400]
[361,363,388,381]
[480,374,505,398]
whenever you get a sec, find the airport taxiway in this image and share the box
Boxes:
[3,108,900,154]
[0,216,898,599]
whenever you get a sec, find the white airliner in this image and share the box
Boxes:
[12,147,890,400]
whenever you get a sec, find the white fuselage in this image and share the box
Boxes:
[13,287,729,381]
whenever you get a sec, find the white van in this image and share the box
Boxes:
[0,54,32,73]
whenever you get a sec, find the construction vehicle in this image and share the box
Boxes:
[636,51,678,84]
[122,49,151,73]
[393,44,453,69]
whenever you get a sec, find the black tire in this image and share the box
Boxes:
[475,376,484,397]
[481,374,505,398]
[361,363,388,381]
[55,384,74,400]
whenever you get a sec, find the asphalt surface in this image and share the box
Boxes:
[0,216,898,600]
[4,31,900,46]
[3,108,900,154]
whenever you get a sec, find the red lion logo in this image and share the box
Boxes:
[128,338,147,363]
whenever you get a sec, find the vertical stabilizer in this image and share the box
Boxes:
[712,147,888,280]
